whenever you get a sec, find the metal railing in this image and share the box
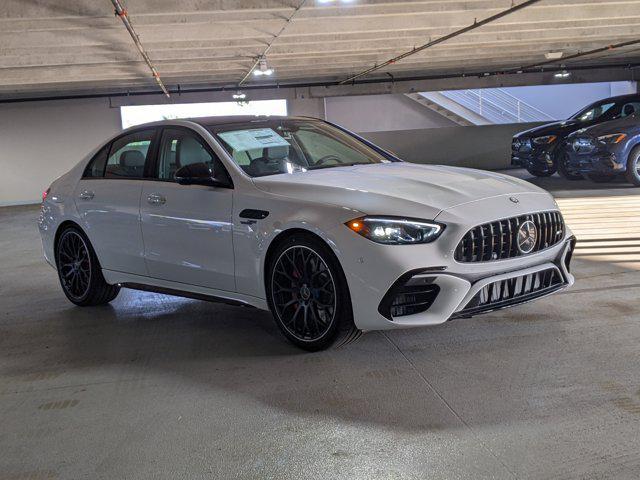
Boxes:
[439,88,556,124]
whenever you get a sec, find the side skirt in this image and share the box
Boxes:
[102,269,269,310]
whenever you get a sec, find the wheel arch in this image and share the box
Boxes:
[627,142,640,161]
[263,227,344,292]
[53,220,86,265]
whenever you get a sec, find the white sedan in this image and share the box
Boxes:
[39,116,575,350]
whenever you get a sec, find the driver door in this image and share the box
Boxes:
[140,127,235,292]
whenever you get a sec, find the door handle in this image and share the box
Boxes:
[147,193,166,205]
[78,190,94,200]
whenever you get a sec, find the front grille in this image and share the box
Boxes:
[512,138,532,152]
[455,211,564,262]
[452,267,565,319]
[378,273,440,320]
[570,137,595,154]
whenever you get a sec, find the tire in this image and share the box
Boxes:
[587,173,615,183]
[526,166,555,177]
[625,146,640,186]
[55,226,120,306]
[557,154,583,180]
[266,232,360,351]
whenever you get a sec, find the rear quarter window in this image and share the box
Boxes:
[82,145,109,178]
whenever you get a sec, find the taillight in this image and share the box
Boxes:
[42,188,50,202]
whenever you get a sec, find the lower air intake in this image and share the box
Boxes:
[379,276,440,320]
[452,267,565,319]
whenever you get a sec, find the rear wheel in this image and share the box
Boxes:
[266,233,360,351]
[557,154,583,180]
[625,146,640,186]
[55,227,120,306]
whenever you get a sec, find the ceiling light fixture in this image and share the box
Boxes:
[232,91,246,100]
[554,70,571,79]
[253,57,274,76]
[545,51,564,60]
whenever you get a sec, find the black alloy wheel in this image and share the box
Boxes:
[526,166,556,177]
[625,146,640,186]
[272,245,337,342]
[58,230,91,300]
[55,227,120,306]
[557,153,583,180]
[267,234,360,351]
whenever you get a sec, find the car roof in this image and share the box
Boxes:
[188,115,318,127]
[594,93,640,104]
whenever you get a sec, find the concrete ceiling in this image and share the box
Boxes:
[1,0,640,100]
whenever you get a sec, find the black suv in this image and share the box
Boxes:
[511,94,640,179]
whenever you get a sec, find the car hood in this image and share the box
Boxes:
[515,119,581,139]
[252,162,547,219]
[567,115,638,137]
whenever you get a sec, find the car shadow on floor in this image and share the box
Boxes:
[1,287,580,434]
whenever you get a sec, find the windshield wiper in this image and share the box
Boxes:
[307,162,372,171]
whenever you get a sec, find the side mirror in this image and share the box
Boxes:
[174,163,229,188]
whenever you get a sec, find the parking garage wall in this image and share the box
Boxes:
[0,98,121,205]
[361,123,543,170]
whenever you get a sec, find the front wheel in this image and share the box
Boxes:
[625,146,640,186]
[55,227,120,306]
[526,166,556,177]
[557,154,583,180]
[266,233,360,351]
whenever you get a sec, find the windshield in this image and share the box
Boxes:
[210,119,391,177]
[569,98,640,123]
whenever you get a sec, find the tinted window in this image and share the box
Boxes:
[575,102,615,122]
[621,102,640,118]
[83,145,109,178]
[104,129,154,178]
[156,128,221,180]
[571,98,640,123]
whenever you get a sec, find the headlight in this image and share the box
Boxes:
[532,135,557,145]
[597,133,627,144]
[345,216,444,244]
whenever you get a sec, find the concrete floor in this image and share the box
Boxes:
[1,171,640,480]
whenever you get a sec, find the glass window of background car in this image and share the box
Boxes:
[82,144,109,178]
[578,102,614,122]
[104,130,154,178]
[621,102,640,117]
[212,120,386,177]
[157,128,218,180]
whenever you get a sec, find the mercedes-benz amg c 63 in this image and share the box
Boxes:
[39,116,575,350]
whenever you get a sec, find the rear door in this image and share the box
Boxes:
[73,129,157,275]
[139,127,235,291]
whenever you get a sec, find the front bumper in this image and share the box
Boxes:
[335,194,574,331]
[511,140,558,172]
[563,144,626,175]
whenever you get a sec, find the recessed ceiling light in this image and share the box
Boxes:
[554,70,571,78]
[545,51,564,60]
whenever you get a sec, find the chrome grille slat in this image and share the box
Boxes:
[454,210,565,263]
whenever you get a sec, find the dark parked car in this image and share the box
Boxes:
[563,108,640,185]
[511,94,640,179]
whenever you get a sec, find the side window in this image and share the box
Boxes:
[621,102,640,118]
[104,129,154,179]
[83,145,109,178]
[157,128,221,180]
